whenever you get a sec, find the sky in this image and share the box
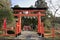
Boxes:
[11,0,37,7]
[11,0,60,17]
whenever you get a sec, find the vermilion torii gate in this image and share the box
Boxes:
[1,8,55,38]
[13,8,47,37]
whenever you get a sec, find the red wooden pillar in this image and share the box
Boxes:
[37,12,41,35]
[18,15,21,34]
[15,21,19,34]
[41,22,44,37]
[18,12,21,35]
[37,11,45,37]
[3,18,7,30]
[2,18,7,35]
[41,22,44,34]
[15,12,21,35]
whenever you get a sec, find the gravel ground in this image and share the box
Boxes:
[0,31,45,40]
[14,31,45,40]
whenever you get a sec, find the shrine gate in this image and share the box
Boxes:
[0,8,56,38]
[12,8,47,37]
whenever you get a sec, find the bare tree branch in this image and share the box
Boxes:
[49,0,60,17]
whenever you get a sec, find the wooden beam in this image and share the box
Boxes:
[14,10,45,12]
[13,14,45,17]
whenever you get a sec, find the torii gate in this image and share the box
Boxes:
[1,8,55,38]
[12,8,47,37]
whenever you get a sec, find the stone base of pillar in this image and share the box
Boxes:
[42,34,44,37]
[37,33,41,36]
[18,32,21,36]
[15,32,21,37]
[37,33,44,37]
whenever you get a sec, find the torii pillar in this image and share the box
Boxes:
[15,13,21,36]
[37,12,45,37]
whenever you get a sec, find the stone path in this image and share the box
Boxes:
[14,31,45,40]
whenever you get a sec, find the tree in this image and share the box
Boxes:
[35,0,47,8]
[44,10,54,29]
[35,0,54,29]
[14,5,20,8]
[0,0,14,27]
[48,0,60,27]
[48,0,60,16]
[35,0,48,22]
[29,5,34,8]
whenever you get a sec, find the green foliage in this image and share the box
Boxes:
[0,31,3,34]
[14,5,20,8]
[35,0,52,30]
[0,3,4,7]
[35,0,47,8]
[29,5,34,8]
[44,19,52,29]
[44,10,54,29]
[0,8,14,27]
[0,0,14,27]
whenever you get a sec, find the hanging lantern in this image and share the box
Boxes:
[23,11,28,14]
[24,16,26,18]
[27,16,29,19]
[30,17,32,19]
[33,16,36,19]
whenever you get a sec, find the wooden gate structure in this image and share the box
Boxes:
[13,8,46,37]
[0,8,52,37]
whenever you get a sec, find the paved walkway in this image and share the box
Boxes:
[14,31,45,40]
